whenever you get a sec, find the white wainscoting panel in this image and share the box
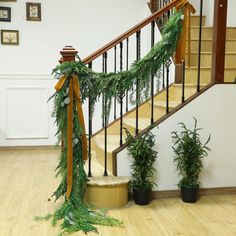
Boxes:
[0,76,57,146]
[5,87,49,140]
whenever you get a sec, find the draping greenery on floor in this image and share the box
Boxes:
[36,9,183,236]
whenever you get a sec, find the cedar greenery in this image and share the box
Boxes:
[36,10,184,236]
[125,128,158,191]
[172,118,211,188]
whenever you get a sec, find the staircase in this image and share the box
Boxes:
[78,0,235,207]
[186,15,236,83]
[88,13,236,177]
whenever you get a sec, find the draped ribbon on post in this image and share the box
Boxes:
[55,75,88,200]
[175,0,196,65]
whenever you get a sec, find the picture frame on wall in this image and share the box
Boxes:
[26,2,41,21]
[0,7,11,22]
[1,30,19,45]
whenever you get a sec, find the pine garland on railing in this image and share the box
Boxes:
[37,9,184,236]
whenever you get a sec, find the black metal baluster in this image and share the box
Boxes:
[102,54,105,127]
[136,30,141,136]
[114,46,117,120]
[88,62,93,177]
[151,21,155,124]
[182,60,186,103]
[103,52,108,176]
[119,42,123,146]
[197,0,203,93]
[165,59,172,114]
[126,38,129,112]
[162,63,165,88]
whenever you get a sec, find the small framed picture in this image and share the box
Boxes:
[26,2,41,21]
[1,30,19,45]
[0,7,11,22]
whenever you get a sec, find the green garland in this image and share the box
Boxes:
[37,10,183,236]
[52,10,183,116]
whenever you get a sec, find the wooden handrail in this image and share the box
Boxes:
[83,0,181,65]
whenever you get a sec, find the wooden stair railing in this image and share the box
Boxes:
[83,0,181,65]
[78,0,198,177]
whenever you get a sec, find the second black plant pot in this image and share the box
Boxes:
[181,185,199,203]
[133,189,151,205]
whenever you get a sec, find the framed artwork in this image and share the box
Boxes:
[0,7,11,22]
[26,2,41,21]
[1,30,19,45]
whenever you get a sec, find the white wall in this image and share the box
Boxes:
[227,0,236,27]
[117,84,236,190]
[190,0,236,27]
[0,0,150,74]
[0,75,56,146]
[0,0,152,146]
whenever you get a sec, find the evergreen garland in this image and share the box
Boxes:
[37,10,183,236]
[52,10,183,115]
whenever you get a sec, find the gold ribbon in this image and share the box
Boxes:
[176,0,196,64]
[55,75,88,200]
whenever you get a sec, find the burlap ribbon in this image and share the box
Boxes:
[55,75,87,200]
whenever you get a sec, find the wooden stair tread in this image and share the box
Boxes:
[123,117,150,130]
[173,83,207,88]
[94,135,120,153]
[188,52,236,55]
[87,176,130,186]
[188,66,236,70]
[153,100,179,108]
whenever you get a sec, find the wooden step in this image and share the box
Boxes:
[84,151,112,177]
[190,15,206,27]
[186,52,236,67]
[166,84,205,101]
[187,39,236,53]
[190,27,236,40]
[185,67,236,83]
[86,176,130,208]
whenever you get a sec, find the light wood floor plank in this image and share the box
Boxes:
[1,149,236,236]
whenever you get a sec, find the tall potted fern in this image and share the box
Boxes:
[125,128,157,205]
[172,118,211,203]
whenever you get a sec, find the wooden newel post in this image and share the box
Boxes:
[60,45,78,63]
[58,45,78,200]
[211,0,228,83]
[59,46,78,149]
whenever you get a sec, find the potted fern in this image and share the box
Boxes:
[172,118,211,203]
[125,128,158,205]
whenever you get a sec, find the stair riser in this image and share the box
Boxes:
[153,105,175,115]
[187,40,236,52]
[166,87,197,101]
[190,28,236,40]
[190,16,206,27]
[185,69,236,83]
[186,54,236,67]
[91,139,113,173]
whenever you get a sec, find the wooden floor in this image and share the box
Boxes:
[1,149,236,236]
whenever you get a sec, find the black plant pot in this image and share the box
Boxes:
[133,189,151,205]
[181,185,199,203]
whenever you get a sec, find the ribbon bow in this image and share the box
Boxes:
[55,75,88,200]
